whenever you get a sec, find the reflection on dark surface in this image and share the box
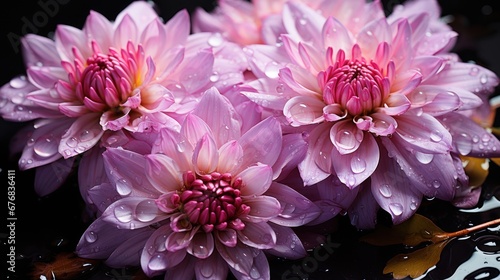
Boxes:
[1,0,499,279]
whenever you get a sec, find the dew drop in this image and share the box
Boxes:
[80,130,95,142]
[0,98,7,108]
[209,72,219,82]
[250,267,261,279]
[276,83,285,93]
[457,133,473,155]
[114,204,133,223]
[66,137,78,148]
[415,151,434,164]
[208,33,223,47]
[379,184,392,198]
[410,201,418,210]
[350,157,366,174]
[345,175,356,187]
[116,178,132,196]
[472,135,480,143]
[389,203,403,216]
[9,76,27,88]
[469,67,479,76]
[430,130,443,142]
[11,93,25,105]
[335,129,360,150]
[33,135,58,158]
[148,254,167,271]
[481,133,491,142]
[264,61,280,79]
[480,74,488,84]
[135,200,158,222]
[85,231,97,243]
[432,180,441,189]
[200,262,214,277]
[299,18,307,25]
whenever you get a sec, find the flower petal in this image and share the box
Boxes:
[238,117,282,169]
[101,197,166,229]
[58,113,104,159]
[284,95,325,126]
[238,164,273,196]
[218,140,244,174]
[195,252,229,280]
[242,195,281,222]
[273,133,308,181]
[187,232,214,259]
[193,133,219,174]
[238,222,276,249]
[265,224,306,259]
[145,153,183,193]
[106,229,152,267]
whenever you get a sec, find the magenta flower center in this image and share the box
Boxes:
[178,171,249,233]
[320,49,390,117]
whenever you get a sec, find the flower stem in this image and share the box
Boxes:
[433,218,500,242]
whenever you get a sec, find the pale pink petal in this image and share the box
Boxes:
[238,117,282,169]
[140,84,175,112]
[87,183,120,215]
[152,128,192,171]
[357,19,392,58]
[390,20,412,71]
[145,153,183,193]
[438,112,500,157]
[322,17,353,54]
[187,232,214,259]
[394,112,452,154]
[238,165,273,196]
[113,14,138,47]
[330,120,364,155]
[115,1,158,32]
[266,182,321,226]
[298,124,333,186]
[332,132,379,188]
[195,252,229,280]
[193,134,219,174]
[84,10,113,51]
[77,146,107,202]
[163,9,190,50]
[58,113,104,158]
[323,103,348,122]
[176,48,214,93]
[282,1,325,45]
[241,195,281,222]
[218,140,244,174]
[101,197,166,229]
[265,224,306,259]
[377,93,411,116]
[367,113,397,136]
[27,66,67,89]
[238,222,276,249]
[21,34,61,67]
[284,96,325,126]
[273,133,308,181]
[181,114,214,149]
[54,24,89,62]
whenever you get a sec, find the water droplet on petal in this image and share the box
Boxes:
[432,180,441,189]
[430,130,443,142]
[389,203,403,216]
[379,184,392,198]
[410,201,418,210]
[264,61,280,79]
[10,76,27,88]
[0,98,7,108]
[148,254,167,271]
[80,130,95,142]
[33,135,59,158]
[11,93,25,104]
[350,157,366,174]
[200,262,214,277]
[114,204,133,223]
[335,129,361,150]
[415,151,434,164]
[250,267,261,279]
[469,67,479,76]
[480,74,488,84]
[67,137,78,148]
[457,133,473,155]
[208,33,223,47]
[345,175,356,187]
[135,200,158,222]
[209,72,219,82]
[116,178,132,196]
[85,231,97,243]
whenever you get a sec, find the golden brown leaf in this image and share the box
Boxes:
[383,240,451,279]
[360,214,446,246]
[32,252,99,280]
[462,156,489,187]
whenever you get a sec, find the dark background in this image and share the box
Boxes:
[1,0,499,279]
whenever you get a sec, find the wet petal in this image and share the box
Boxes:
[101,197,165,229]
[59,113,104,159]
[242,196,281,222]
[238,222,276,249]
[145,153,183,193]
[238,164,273,196]
[193,134,219,174]
[187,232,214,259]
[265,224,306,259]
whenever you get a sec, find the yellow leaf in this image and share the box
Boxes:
[490,157,500,166]
[462,156,489,187]
[383,240,450,279]
[360,214,446,247]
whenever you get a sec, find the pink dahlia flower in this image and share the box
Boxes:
[77,87,320,279]
[242,1,500,228]
[0,1,246,195]
[192,0,383,46]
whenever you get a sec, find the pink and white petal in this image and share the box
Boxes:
[266,182,321,226]
[412,56,445,83]
[368,113,397,136]
[330,120,364,155]
[243,44,290,79]
[27,66,67,89]
[140,19,167,61]
[332,132,379,188]
[381,135,457,201]
[357,19,392,58]
[218,140,244,174]
[84,10,113,51]
[87,183,120,215]
[194,87,242,146]
[348,181,380,229]
[282,1,325,45]
[438,112,500,157]
[279,66,322,97]
[102,147,159,197]
[284,95,325,126]
[215,241,255,276]
[113,14,138,47]
[390,20,413,71]
[215,228,238,248]
[377,93,411,116]
[229,249,270,280]
[145,153,183,193]
[242,196,281,222]
[187,232,214,259]
[141,225,187,277]
[238,164,273,196]
[18,118,73,170]
[265,224,307,259]
[78,147,108,203]
[297,135,332,186]
[140,84,175,112]
[394,112,452,154]
[322,17,353,54]
[77,217,153,259]
[176,48,214,93]
[163,9,191,50]
[371,151,423,224]
[273,133,308,181]
[420,91,462,116]
[21,34,60,67]
[237,222,276,249]
[101,197,166,229]
[324,103,348,122]
[115,1,158,32]
[59,113,104,158]
[59,102,91,117]
[54,24,89,63]
[34,157,75,197]
[165,230,198,252]
[238,117,282,169]
[195,252,229,280]
[153,128,192,171]
[181,114,214,149]
[27,88,65,111]
[106,229,152,267]
[193,134,219,174]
